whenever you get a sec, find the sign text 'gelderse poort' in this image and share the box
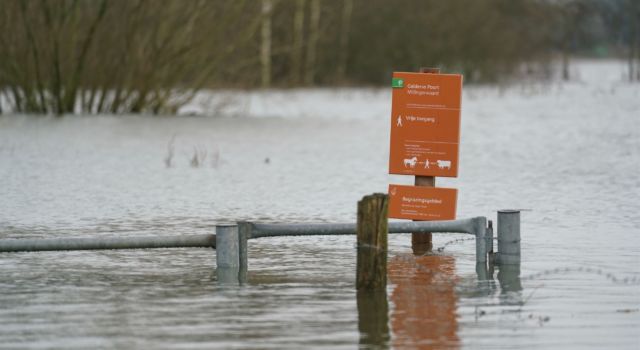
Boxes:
[389,72,463,178]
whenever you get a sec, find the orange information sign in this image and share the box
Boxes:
[388,184,457,221]
[389,72,463,177]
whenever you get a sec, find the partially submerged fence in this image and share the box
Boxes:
[0,194,521,286]
[0,234,216,252]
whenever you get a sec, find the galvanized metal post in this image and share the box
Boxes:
[497,210,520,265]
[476,262,489,281]
[498,264,522,293]
[237,222,251,283]
[476,219,495,281]
[216,224,241,284]
[486,220,494,256]
[473,216,487,263]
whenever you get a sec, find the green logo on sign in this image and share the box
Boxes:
[392,78,404,88]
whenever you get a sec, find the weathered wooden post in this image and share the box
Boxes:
[356,193,389,290]
[411,67,440,255]
[356,193,390,348]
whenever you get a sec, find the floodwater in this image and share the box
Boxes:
[0,61,639,349]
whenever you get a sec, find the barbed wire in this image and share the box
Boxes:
[520,266,640,285]
[354,235,640,286]
[428,238,640,286]
[391,253,640,287]
[433,237,476,253]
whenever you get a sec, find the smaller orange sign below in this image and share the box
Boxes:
[388,184,457,221]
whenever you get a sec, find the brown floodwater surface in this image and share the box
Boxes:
[1,62,639,348]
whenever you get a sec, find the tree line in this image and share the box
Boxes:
[0,0,638,115]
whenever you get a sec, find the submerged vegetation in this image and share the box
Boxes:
[0,0,638,115]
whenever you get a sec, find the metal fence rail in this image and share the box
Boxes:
[249,217,489,263]
[0,234,215,252]
[250,217,483,238]
[0,218,489,261]
[0,212,521,286]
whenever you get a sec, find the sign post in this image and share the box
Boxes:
[387,67,463,253]
[413,67,439,252]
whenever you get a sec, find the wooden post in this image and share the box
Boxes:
[356,193,388,290]
[411,67,440,255]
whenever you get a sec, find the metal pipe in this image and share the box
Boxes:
[0,216,493,265]
[497,210,521,265]
[250,222,355,237]
[250,217,483,238]
[250,217,488,263]
[391,218,480,236]
[0,234,215,252]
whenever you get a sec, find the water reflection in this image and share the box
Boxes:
[215,267,248,285]
[497,263,523,307]
[473,262,497,298]
[388,254,459,349]
[357,289,390,349]
[411,234,432,255]
[475,261,493,282]
[471,260,523,304]
[497,264,522,293]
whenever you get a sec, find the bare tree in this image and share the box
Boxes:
[261,0,273,88]
[291,0,306,85]
[304,0,321,85]
[337,0,354,82]
[629,0,640,82]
